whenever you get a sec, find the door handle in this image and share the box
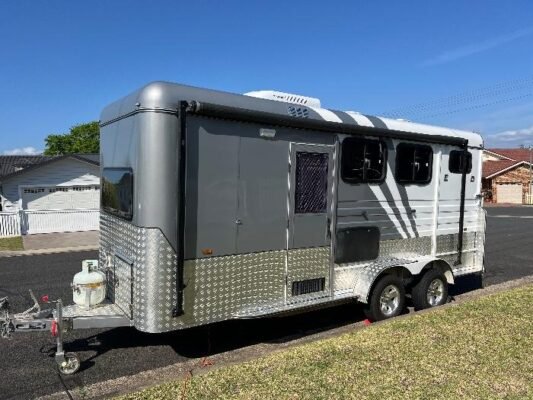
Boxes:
[235,219,243,225]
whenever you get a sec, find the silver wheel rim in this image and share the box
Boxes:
[379,284,401,316]
[427,278,445,306]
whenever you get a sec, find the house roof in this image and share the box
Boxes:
[483,148,533,179]
[482,160,522,178]
[0,154,99,181]
[0,155,55,178]
[487,148,533,163]
[74,154,100,164]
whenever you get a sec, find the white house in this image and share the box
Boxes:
[0,154,100,235]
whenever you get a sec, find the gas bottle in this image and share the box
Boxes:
[72,260,106,307]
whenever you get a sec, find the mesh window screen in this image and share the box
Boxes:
[295,152,329,214]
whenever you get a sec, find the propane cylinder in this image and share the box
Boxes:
[72,260,106,307]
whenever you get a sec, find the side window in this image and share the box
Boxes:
[449,150,472,174]
[341,137,387,183]
[101,168,134,220]
[395,143,433,184]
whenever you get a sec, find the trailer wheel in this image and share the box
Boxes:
[411,269,448,311]
[364,275,406,321]
[58,352,81,375]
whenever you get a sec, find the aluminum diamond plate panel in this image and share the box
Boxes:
[436,232,478,253]
[62,302,127,318]
[287,247,330,303]
[379,236,432,258]
[100,214,178,332]
[112,255,133,317]
[183,251,286,323]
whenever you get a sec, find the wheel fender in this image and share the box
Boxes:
[353,257,453,304]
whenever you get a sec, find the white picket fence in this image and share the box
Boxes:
[0,209,99,237]
[0,212,21,237]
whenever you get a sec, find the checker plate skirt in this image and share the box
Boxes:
[100,210,486,332]
[287,247,330,303]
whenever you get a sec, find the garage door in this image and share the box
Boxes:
[22,186,99,210]
[497,183,522,204]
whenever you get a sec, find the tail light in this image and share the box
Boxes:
[51,320,58,337]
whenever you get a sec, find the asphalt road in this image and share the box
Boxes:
[1,206,532,400]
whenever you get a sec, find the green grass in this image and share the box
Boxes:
[0,236,23,251]
[119,286,533,400]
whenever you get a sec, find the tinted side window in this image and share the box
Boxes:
[101,168,133,220]
[395,143,433,184]
[341,137,387,183]
[449,150,472,174]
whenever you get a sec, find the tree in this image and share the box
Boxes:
[44,121,100,155]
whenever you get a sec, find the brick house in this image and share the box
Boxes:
[482,148,533,204]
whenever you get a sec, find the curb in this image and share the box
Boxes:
[38,275,533,400]
[0,246,99,258]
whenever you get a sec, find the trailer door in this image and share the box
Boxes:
[287,143,335,303]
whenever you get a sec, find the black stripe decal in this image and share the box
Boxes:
[364,115,389,129]
[378,144,411,241]
[379,181,410,239]
[332,110,359,125]
[384,137,420,238]
[395,181,420,238]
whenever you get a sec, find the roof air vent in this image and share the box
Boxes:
[244,90,321,108]
[287,106,309,118]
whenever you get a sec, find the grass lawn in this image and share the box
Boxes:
[119,285,533,400]
[0,236,24,251]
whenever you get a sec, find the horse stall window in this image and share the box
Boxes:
[395,143,433,184]
[341,137,387,183]
[449,150,472,174]
[295,152,329,214]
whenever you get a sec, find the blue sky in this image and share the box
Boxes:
[1,1,533,154]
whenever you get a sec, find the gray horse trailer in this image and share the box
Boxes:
[1,82,485,374]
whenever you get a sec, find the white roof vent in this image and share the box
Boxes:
[244,90,321,108]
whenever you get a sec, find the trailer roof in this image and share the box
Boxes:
[100,81,483,148]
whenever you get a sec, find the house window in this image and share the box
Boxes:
[49,187,69,193]
[395,143,433,184]
[295,152,329,214]
[23,188,45,194]
[449,150,472,174]
[341,137,387,183]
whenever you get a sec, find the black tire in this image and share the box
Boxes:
[364,275,406,322]
[412,269,449,311]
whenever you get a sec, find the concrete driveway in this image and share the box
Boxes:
[22,231,99,251]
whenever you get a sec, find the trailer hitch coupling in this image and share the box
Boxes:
[0,290,54,338]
